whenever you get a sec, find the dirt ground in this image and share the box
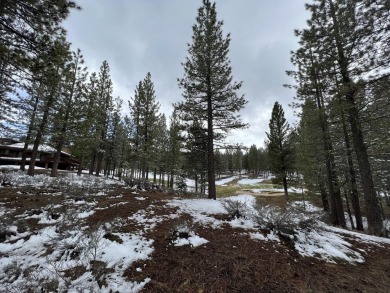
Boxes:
[1,186,390,293]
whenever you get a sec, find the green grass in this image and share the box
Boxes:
[216,184,241,197]
[213,177,326,212]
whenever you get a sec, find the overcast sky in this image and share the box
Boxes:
[63,0,310,148]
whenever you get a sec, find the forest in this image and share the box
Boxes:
[0,1,390,291]
[1,1,389,234]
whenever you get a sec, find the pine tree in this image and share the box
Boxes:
[232,147,243,177]
[290,0,387,235]
[185,119,208,194]
[71,72,99,175]
[18,79,44,171]
[88,61,113,176]
[0,1,79,134]
[27,37,71,176]
[177,0,247,199]
[128,72,161,180]
[296,99,329,212]
[103,97,124,177]
[50,49,87,177]
[248,144,259,176]
[154,114,169,184]
[266,102,295,202]
[257,147,269,177]
[166,111,182,188]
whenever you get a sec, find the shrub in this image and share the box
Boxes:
[175,173,187,193]
[221,198,249,219]
[0,170,13,186]
[253,203,322,237]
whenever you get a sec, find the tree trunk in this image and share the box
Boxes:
[282,174,289,202]
[329,0,383,235]
[111,162,116,179]
[341,109,363,230]
[170,171,174,189]
[89,151,96,175]
[195,173,198,193]
[344,190,355,230]
[309,49,345,227]
[51,116,70,177]
[77,154,84,176]
[27,83,58,176]
[95,151,103,176]
[141,160,146,180]
[318,172,329,212]
[20,85,41,171]
[207,93,216,200]
[317,97,345,227]
[347,93,383,235]
[50,142,63,177]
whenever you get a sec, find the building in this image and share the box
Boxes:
[0,140,79,170]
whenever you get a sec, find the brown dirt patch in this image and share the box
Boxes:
[1,185,390,292]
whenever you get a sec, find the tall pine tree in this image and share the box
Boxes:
[266,102,295,202]
[176,0,247,199]
[128,72,161,180]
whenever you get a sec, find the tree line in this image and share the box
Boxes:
[284,0,390,236]
[265,0,390,237]
[0,0,248,191]
[1,0,389,236]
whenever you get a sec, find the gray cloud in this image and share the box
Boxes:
[64,0,309,148]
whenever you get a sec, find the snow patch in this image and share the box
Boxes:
[173,235,209,247]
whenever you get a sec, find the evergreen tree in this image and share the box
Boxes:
[214,149,224,178]
[266,102,295,202]
[232,147,243,176]
[289,35,347,227]
[89,61,113,176]
[50,49,87,177]
[185,119,208,194]
[128,72,161,180]
[72,72,99,175]
[296,100,329,210]
[18,79,44,170]
[248,144,259,176]
[103,97,124,177]
[167,111,182,188]
[257,147,269,177]
[177,0,247,199]
[27,37,71,176]
[0,0,79,134]
[152,114,168,184]
[290,0,387,235]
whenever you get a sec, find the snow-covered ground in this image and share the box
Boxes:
[249,187,306,194]
[215,175,238,185]
[0,170,123,190]
[185,175,282,189]
[166,195,390,264]
[1,173,389,291]
[236,178,265,185]
[0,165,46,171]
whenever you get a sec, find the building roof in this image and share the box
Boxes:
[0,143,71,156]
